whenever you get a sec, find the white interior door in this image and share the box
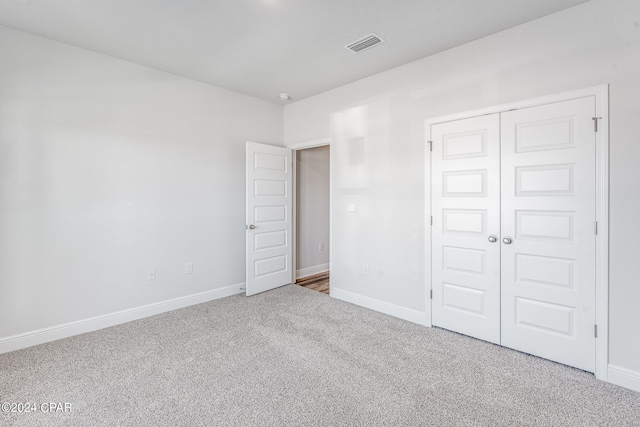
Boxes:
[500,97,596,372]
[246,142,293,296]
[431,114,501,344]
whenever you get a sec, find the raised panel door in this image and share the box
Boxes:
[500,97,596,372]
[431,114,501,344]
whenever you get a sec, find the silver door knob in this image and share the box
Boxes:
[488,235,497,243]
[503,237,512,244]
[248,224,256,230]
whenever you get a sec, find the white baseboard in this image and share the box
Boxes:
[330,287,428,326]
[0,283,245,355]
[296,263,329,279]
[608,364,640,393]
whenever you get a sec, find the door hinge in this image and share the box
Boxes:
[594,324,598,338]
[428,140,433,152]
[594,221,598,235]
[592,117,602,132]
[430,289,433,300]
[430,216,433,226]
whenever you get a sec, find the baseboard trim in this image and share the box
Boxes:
[330,287,427,326]
[296,263,329,279]
[608,364,640,393]
[0,283,245,355]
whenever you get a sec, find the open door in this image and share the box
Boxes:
[246,142,293,296]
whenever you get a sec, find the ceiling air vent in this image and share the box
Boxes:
[344,33,385,54]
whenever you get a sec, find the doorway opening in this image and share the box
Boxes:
[292,142,331,295]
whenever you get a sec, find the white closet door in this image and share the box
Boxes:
[500,97,596,372]
[431,114,501,344]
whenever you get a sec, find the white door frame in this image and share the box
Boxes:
[424,85,609,380]
[286,137,333,291]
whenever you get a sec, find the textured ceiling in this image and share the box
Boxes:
[0,0,589,104]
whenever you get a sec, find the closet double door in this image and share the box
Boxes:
[431,97,596,372]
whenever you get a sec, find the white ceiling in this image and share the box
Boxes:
[0,0,589,104]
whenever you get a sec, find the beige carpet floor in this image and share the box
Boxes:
[1,285,639,426]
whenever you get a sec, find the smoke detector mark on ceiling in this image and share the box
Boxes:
[344,33,385,54]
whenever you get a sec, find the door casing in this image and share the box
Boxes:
[424,85,609,380]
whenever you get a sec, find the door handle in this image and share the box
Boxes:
[247,224,256,230]
[502,237,513,244]
[488,235,497,243]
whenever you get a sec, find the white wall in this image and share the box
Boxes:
[296,146,330,277]
[0,26,283,343]
[284,0,640,375]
